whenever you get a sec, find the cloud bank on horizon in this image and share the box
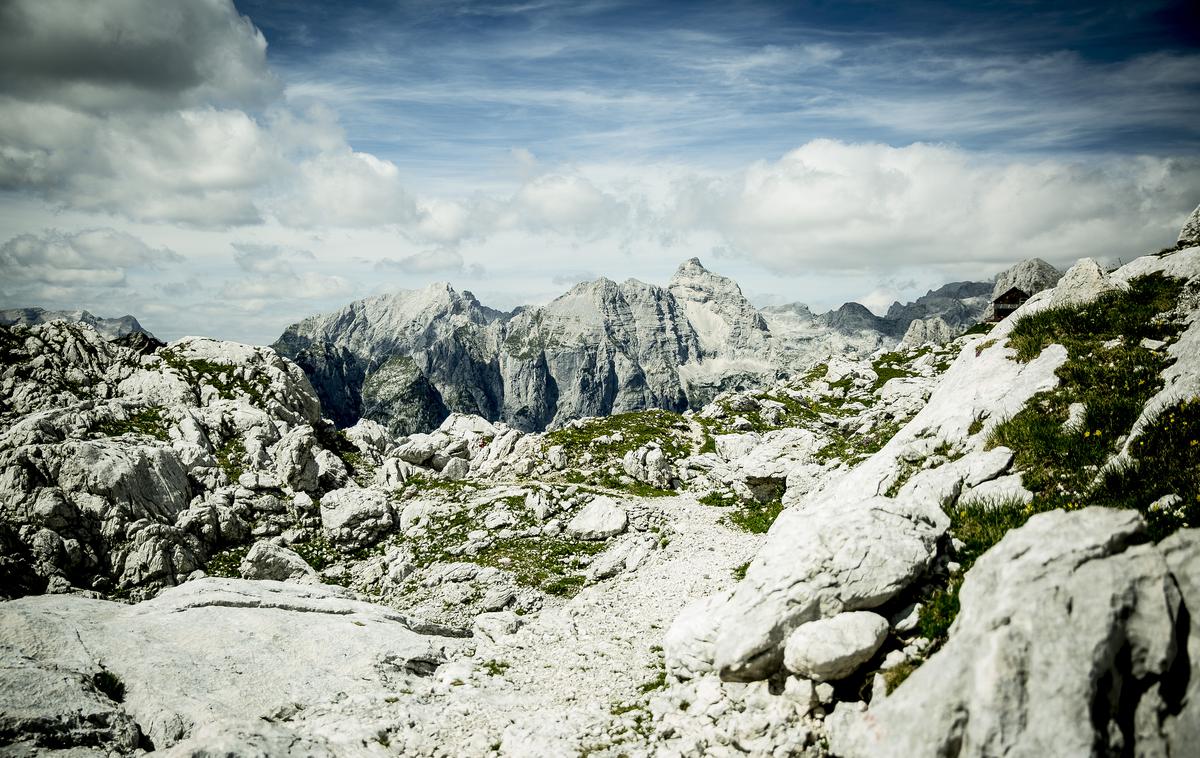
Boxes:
[1,0,1198,343]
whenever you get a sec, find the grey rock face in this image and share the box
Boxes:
[565,496,628,540]
[828,508,1200,758]
[0,307,153,341]
[275,260,993,435]
[1179,202,1200,246]
[239,540,318,584]
[0,578,463,752]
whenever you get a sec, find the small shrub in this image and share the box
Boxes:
[726,500,783,534]
[206,544,250,578]
[95,406,170,441]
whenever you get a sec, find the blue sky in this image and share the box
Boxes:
[1,0,1198,342]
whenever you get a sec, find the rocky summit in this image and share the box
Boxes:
[273,259,997,436]
[3,219,1200,757]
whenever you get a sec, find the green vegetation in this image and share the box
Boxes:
[815,418,904,466]
[546,409,691,461]
[726,499,784,534]
[967,412,987,436]
[698,434,717,455]
[316,425,377,486]
[290,529,337,572]
[1092,397,1200,539]
[871,351,922,391]
[481,659,510,676]
[473,536,605,596]
[961,322,993,337]
[732,561,749,581]
[206,544,251,578]
[215,436,247,483]
[160,348,270,404]
[95,406,169,441]
[916,273,1193,649]
[882,661,916,695]
[699,490,785,534]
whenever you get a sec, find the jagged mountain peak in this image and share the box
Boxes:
[991,257,1063,300]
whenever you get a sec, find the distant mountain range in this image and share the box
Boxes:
[273,258,1059,435]
[0,307,153,341]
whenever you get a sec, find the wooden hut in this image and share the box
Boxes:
[988,286,1030,322]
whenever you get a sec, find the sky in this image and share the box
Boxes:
[1,0,1198,344]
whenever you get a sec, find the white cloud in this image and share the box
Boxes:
[270,149,419,228]
[664,140,1200,272]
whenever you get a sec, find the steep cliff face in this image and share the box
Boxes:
[275,260,992,433]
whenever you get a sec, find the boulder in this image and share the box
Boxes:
[238,540,318,584]
[565,496,628,540]
[828,508,1200,757]
[782,611,888,682]
[621,444,672,489]
[1178,202,1200,246]
[677,496,947,683]
[319,487,394,547]
[1048,257,1126,308]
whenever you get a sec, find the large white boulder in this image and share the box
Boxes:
[828,508,1200,757]
[782,611,888,682]
[565,496,628,540]
[238,540,319,584]
[319,487,394,547]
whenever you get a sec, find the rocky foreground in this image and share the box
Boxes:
[2,211,1200,756]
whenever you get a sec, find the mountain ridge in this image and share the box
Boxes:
[273,258,1011,436]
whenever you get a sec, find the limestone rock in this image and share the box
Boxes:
[782,611,888,682]
[828,508,1200,757]
[1048,257,1126,308]
[565,496,628,540]
[622,444,672,489]
[238,540,319,584]
[684,496,947,682]
[0,578,462,751]
[1178,202,1200,246]
[319,487,394,546]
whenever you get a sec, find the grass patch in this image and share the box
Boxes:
[726,500,784,534]
[1092,397,1200,539]
[474,536,605,597]
[95,406,170,441]
[914,273,1191,650]
[290,529,337,572]
[215,436,247,483]
[732,561,749,581]
[961,322,993,337]
[871,351,920,391]
[546,409,691,461]
[481,659,510,676]
[160,348,271,405]
[882,661,916,695]
[206,544,250,578]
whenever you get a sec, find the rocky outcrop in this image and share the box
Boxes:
[1178,202,1200,246]
[828,508,1200,757]
[0,578,464,752]
[898,316,955,347]
[0,320,334,598]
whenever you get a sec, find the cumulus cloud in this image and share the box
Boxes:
[375,249,485,277]
[0,227,181,305]
[221,241,350,307]
[0,0,418,229]
[665,140,1200,272]
[0,0,279,111]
